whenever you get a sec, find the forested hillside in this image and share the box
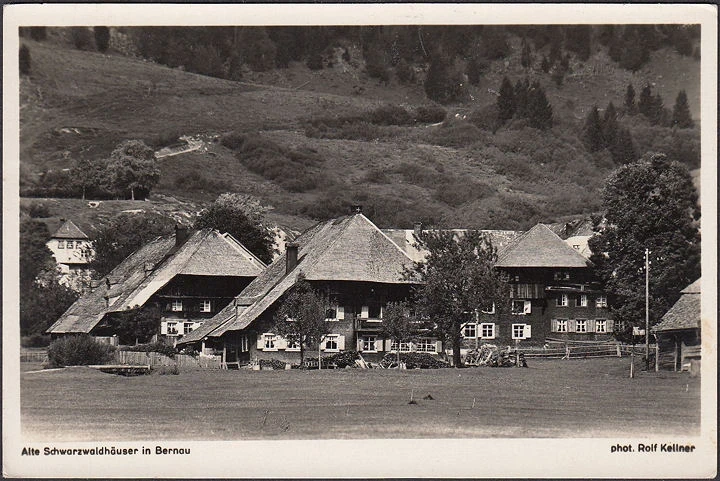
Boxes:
[19,25,700,231]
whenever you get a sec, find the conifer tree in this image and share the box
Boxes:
[520,37,532,68]
[583,106,603,152]
[638,84,654,117]
[526,82,553,129]
[513,78,530,118]
[497,76,515,123]
[540,55,550,73]
[601,102,619,148]
[624,83,636,114]
[671,90,694,128]
[609,128,637,164]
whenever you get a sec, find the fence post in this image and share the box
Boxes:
[655,343,659,372]
[629,351,635,378]
[616,343,621,357]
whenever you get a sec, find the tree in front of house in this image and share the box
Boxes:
[273,275,331,366]
[378,301,420,367]
[588,153,700,336]
[410,230,510,367]
[671,90,694,129]
[105,140,160,200]
[194,193,275,264]
[89,212,176,277]
[110,305,163,345]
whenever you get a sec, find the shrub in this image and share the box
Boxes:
[469,104,501,132]
[220,132,247,150]
[21,334,51,348]
[153,364,180,375]
[369,105,413,126]
[94,27,111,53]
[122,341,176,358]
[71,27,94,51]
[433,181,496,207]
[427,120,487,148]
[413,105,447,124]
[325,350,360,368]
[47,335,114,368]
[306,52,324,70]
[148,130,183,149]
[259,358,288,370]
[26,202,51,218]
[395,59,415,84]
[381,352,450,369]
[173,171,232,193]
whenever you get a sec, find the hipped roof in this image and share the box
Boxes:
[652,278,701,332]
[495,224,592,268]
[382,229,522,263]
[178,214,416,344]
[47,229,265,334]
[51,219,89,239]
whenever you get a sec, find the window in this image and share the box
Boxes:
[66,240,74,249]
[171,300,183,312]
[325,308,337,320]
[572,244,580,250]
[240,335,248,352]
[596,295,608,308]
[481,303,496,314]
[463,323,477,338]
[368,304,382,320]
[57,240,64,249]
[555,319,568,333]
[554,271,570,280]
[361,335,376,352]
[264,334,276,350]
[166,322,178,335]
[480,323,496,339]
[184,322,194,334]
[512,300,531,315]
[286,338,300,351]
[556,294,569,307]
[324,335,339,351]
[416,338,436,353]
[576,295,588,307]
[514,275,520,282]
[576,319,587,333]
[200,300,212,313]
[595,319,607,333]
[512,324,531,339]
[390,341,411,352]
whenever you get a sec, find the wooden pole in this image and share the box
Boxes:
[645,248,650,371]
[655,341,659,372]
[630,351,635,378]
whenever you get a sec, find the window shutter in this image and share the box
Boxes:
[256,335,264,350]
[525,324,531,338]
[383,339,392,351]
[568,319,576,332]
[337,335,345,351]
[165,302,171,311]
[523,300,532,314]
[587,319,596,333]
[160,322,168,335]
[607,319,614,331]
[357,338,363,351]
[361,306,369,319]
[337,306,345,320]
[551,319,558,332]
[319,337,326,351]
[275,337,287,350]
[375,339,384,352]
[435,340,443,353]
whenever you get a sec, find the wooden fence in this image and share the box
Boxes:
[20,349,48,363]
[518,341,656,359]
[113,351,222,369]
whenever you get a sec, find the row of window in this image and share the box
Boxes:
[555,294,607,308]
[462,323,531,340]
[259,333,441,354]
[551,318,613,333]
[57,240,84,249]
[162,320,200,336]
[170,299,212,313]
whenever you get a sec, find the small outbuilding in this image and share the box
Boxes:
[652,278,701,371]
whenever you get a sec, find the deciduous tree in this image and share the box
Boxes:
[409,230,510,367]
[105,140,160,200]
[273,275,331,366]
[194,193,274,264]
[378,301,420,366]
[588,153,700,334]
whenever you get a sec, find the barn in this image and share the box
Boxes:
[652,278,701,372]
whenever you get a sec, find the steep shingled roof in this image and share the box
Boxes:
[178,214,416,344]
[51,219,89,239]
[382,229,522,263]
[495,224,592,268]
[47,229,265,334]
[652,278,701,332]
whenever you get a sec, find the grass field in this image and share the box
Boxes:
[20,358,700,441]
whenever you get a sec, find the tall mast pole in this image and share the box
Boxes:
[645,248,650,371]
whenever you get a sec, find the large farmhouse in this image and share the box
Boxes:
[178,211,429,364]
[47,227,266,344]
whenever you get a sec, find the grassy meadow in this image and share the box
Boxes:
[21,358,700,441]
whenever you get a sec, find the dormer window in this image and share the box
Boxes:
[554,271,570,281]
[57,240,64,249]
[171,300,183,312]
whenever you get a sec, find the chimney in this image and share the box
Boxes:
[351,205,362,214]
[286,242,299,274]
[175,224,190,247]
[413,222,423,238]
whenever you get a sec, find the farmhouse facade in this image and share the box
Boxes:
[178,212,436,364]
[46,219,93,274]
[47,227,266,344]
[652,278,701,371]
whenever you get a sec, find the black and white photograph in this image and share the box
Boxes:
[3,3,717,478]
